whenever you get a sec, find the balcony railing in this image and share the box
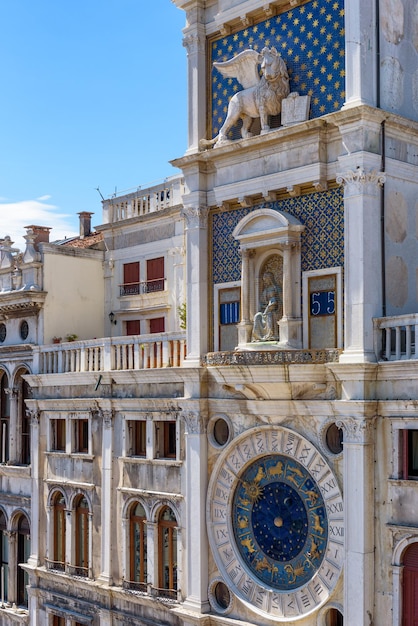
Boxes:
[119,278,165,297]
[374,313,418,361]
[33,333,187,375]
[102,176,185,224]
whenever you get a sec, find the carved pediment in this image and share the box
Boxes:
[232,208,304,249]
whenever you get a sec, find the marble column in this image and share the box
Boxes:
[237,248,254,345]
[98,408,114,585]
[182,205,209,365]
[343,0,377,109]
[336,416,376,626]
[5,388,17,463]
[27,409,40,567]
[183,411,209,612]
[182,8,207,152]
[337,166,386,363]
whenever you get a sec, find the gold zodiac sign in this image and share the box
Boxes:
[307,537,320,561]
[311,513,325,535]
[268,460,284,478]
[286,465,304,486]
[253,466,266,483]
[255,556,278,575]
[238,496,251,508]
[241,537,256,553]
[284,562,305,583]
[237,515,249,529]
[243,465,265,502]
[304,489,319,506]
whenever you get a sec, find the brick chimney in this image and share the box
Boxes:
[24,225,51,250]
[78,212,94,238]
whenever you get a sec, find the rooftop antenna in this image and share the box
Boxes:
[95,187,105,201]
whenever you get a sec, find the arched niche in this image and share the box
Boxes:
[232,208,305,348]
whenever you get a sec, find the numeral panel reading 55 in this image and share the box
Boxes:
[310,291,335,316]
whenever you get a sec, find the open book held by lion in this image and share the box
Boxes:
[200,47,290,149]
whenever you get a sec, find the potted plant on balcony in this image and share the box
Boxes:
[52,336,62,344]
[65,333,78,342]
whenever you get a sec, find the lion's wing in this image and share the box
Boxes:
[213,49,260,89]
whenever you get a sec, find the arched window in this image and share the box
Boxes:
[402,542,418,625]
[16,515,30,607]
[0,374,10,463]
[158,506,177,596]
[15,371,31,465]
[74,496,89,577]
[52,492,66,571]
[0,512,8,602]
[129,502,147,589]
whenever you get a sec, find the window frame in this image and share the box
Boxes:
[158,506,177,593]
[129,502,147,587]
[155,421,177,460]
[74,495,90,577]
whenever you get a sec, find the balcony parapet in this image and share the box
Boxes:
[33,333,187,375]
[374,314,418,362]
[102,175,185,224]
[205,348,342,366]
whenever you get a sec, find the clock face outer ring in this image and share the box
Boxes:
[207,426,344,622]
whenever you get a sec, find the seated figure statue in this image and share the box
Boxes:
[252,271,282,342]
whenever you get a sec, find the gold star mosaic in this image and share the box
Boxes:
[209,0,345,138]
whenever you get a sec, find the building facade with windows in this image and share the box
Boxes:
[1,0,418,625]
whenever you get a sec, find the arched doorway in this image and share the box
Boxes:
[403,543,418,625]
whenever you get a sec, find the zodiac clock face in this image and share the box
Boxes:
[207,426,344,621]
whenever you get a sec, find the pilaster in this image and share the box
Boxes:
[343,0,377,109]
[181,204,209,365]
[97,408,114,586]
[27,408,40,567]
[182,5,207,153]
[337,165,386,363]
[182,410,210,613]
[336,415,376,626]
[4,388,18,463]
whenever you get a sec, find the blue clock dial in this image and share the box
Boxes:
[232,454,328,591]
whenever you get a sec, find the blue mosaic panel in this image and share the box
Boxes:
[210,0,345,138]
[212,187,344,284]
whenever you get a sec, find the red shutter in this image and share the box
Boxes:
[124,262,140,284]
[126,320,141,336]
[146,258,164,292]
[150,318,165,334]
[147,257,164,280]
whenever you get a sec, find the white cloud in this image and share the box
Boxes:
[0,197,78,251]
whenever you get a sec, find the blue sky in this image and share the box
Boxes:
[1,1,187,249]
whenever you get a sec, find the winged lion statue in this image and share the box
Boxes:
[200,46,290,149]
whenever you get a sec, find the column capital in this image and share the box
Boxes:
[4,387,18,398]
[183,31,205,55]
[182,410,207,435]
[336,167,386,194]
[336,416,376,444]
[26,408,40,425]
[181,204,209,228]
[95,408,114,427]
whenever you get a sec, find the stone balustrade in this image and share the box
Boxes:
[102,175,185,224]
[374,313,418,361]
[33,333,187,374]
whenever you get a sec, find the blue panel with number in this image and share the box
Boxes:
[310,291,335,316]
